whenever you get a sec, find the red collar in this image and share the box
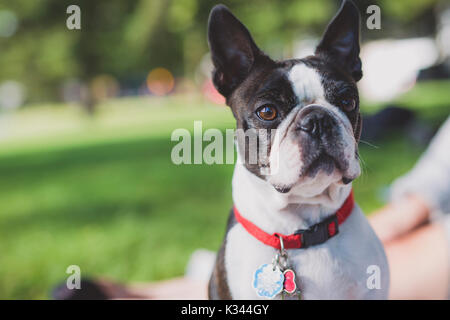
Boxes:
[234,190,354,250]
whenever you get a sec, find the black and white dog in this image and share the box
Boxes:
[207,1,389,300]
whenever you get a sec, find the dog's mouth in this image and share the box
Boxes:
[305,153,338,177]
[273,152,353,194]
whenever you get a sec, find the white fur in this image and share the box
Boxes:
[224,62,389,300]
[288,63,325,104]
[225,162,389,299]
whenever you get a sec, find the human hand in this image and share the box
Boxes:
[369,194,430,244]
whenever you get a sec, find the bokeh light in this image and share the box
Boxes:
[90,75,119,102]
[0,81,26,110]
[0,10,18,38]
[146,68,175,96]
[61,79,85,103]
[202,79,225,105]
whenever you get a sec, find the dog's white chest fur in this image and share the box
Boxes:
[225,163,389,300]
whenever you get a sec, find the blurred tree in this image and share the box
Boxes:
[0,0,442,107]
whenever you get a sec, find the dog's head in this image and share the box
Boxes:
[208,1,362,197]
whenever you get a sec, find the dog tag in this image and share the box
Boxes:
[253,237,301,299]
[283,269,297,294]
[253,263,284,299]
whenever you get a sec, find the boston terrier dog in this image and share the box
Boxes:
[207,1,389,300]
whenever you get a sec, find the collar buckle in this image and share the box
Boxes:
[295,214,339,249]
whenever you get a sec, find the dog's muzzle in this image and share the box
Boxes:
[295,105,337,138]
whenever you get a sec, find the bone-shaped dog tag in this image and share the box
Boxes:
[283,269,297,294]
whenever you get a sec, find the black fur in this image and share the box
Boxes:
[315,0,362,81]
[207,1,363,299]
[208,2,362,180]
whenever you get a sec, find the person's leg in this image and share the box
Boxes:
[385,220,450,299]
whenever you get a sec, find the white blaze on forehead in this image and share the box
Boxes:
[288,62,354,134]
[288,63,325,103]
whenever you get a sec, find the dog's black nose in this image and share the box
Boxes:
[298,108,335,138]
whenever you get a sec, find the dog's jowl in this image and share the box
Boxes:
[207,0,389,300]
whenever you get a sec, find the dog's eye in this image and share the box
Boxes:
[256,105,278,121]
[340,99,356,112]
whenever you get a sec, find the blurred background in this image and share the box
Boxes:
[0,0,449,299]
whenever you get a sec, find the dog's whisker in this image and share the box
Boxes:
[359,139,379,149]
[357,153,368,178]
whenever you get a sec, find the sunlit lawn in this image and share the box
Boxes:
[0,81,449,299]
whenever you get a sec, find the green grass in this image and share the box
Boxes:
[0,81,449,299]
[0,136,233,298]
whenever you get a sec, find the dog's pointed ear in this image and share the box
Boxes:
[208,5,264,98]
[315,0,362,81]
